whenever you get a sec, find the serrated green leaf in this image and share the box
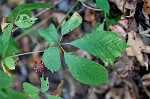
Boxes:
[43,47,61,73]
[96,0,110,14]
[0,23,13,58]
[64,52,108,85]
[38,24,58,44]
[23,82,39,99]
[0,71,13,88]
[47,95,63,99]
[61,12,82,36]
[40,76,49,93]
[4,57,15,70]
[69,31,129,65]
[7,3,55,22]
[15,14,38,28]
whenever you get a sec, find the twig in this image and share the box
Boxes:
[139,29,150,35]
[80,1,101,11]
[9,50,45,58]
[57,0,79,30]
[21,28,44,49]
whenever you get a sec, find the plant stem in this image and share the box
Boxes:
[57,0,79,30]
[9,50,45,58]
[80,1,101,11]
[21,28,44,49]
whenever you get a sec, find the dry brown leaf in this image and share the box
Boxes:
[105,79,138,99]
[126,30,145,56]
[143,0,150,14]
[141,73,150,97]
[114,52,134,78]
[54,80,64,96]
[126,30,150,70]
[109,16,128,38]
[113,0,125,12]
[124,0,137,17]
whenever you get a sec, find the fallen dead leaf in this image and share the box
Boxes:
[126,30,150,70]
[109,16,128,38]
[141,73,150,97]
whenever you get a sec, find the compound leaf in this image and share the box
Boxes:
[61,12,82,36]
[64,52,108,85]
[38,24,58,44]
[69,31,129,66]
[43,47,61,73]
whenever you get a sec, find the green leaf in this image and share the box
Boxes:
[23,82,39,99]
[101,58,115,66]
[94,22,104,31]
[69,31,129,65]
[0,89,7,98]
[64,52,108,85]
[15,14,38,28]
[7,3,55,22]
[0,71,13,88]
[4,57,15,70]
[38,24,58,44]
[0,24,13,58]
[61,12,82,36]
[40,76,49,93]
[7,89,28,99]
[96,0,110,14]
[47,95,63,99]
[5,38,20,57]
[43,47,61,73]
[106,15,121,26]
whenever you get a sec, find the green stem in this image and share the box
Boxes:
[21,28,44,49]
[57,0,79,52]
[59,36,65,52]
[57,0,79,30]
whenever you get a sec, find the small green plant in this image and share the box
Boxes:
[0,0,129,99]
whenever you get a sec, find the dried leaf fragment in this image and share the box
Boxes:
[126,30,150,70]
[143,0,150,14]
